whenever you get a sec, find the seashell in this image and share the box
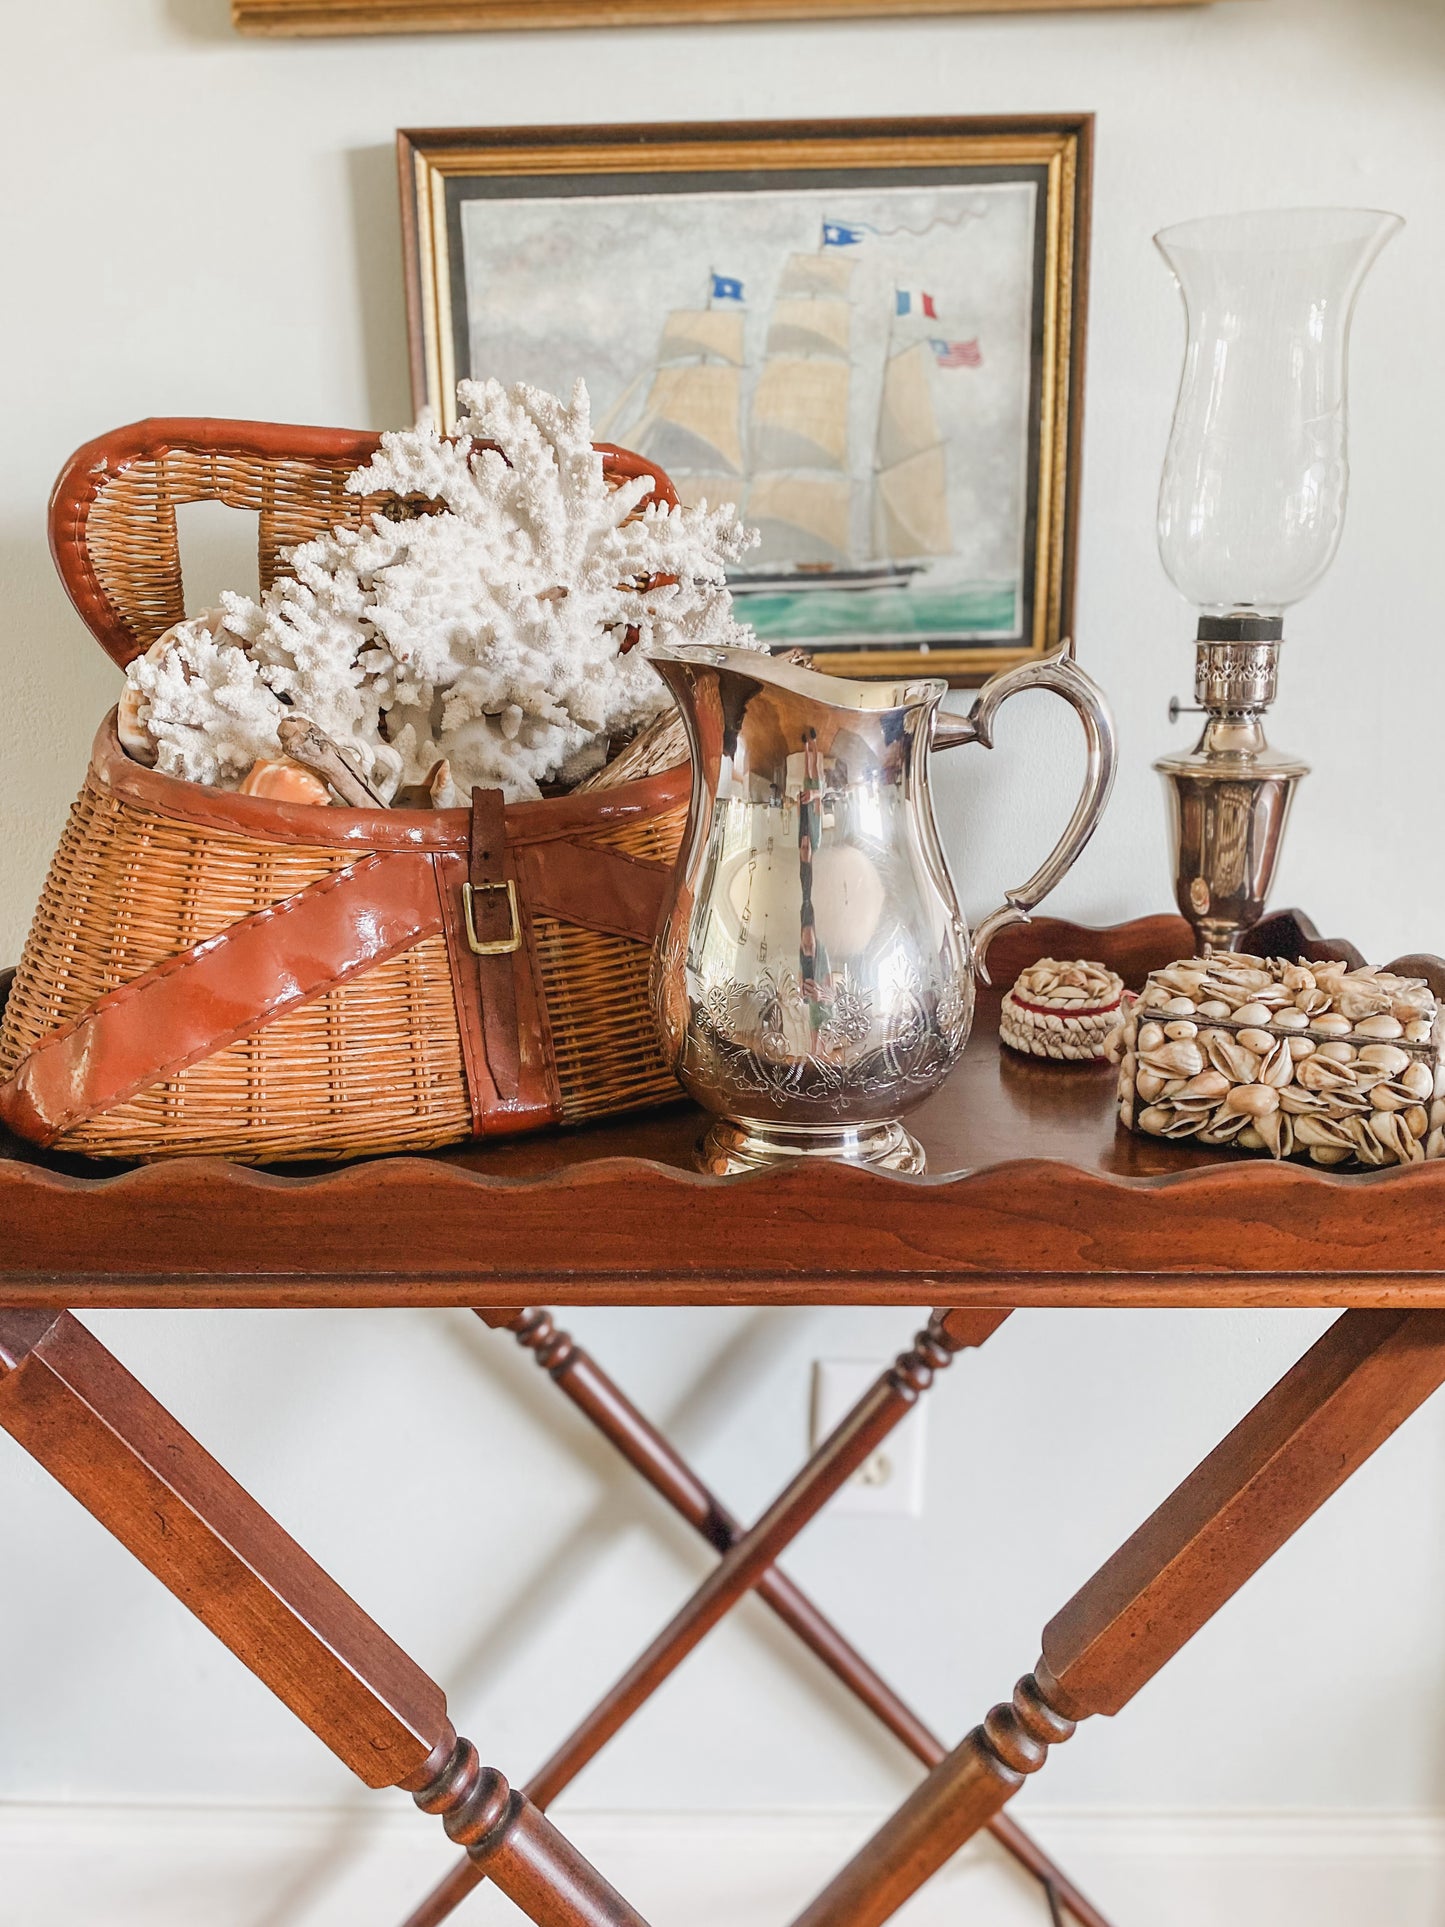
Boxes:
[1253,985,1296,1009]
[1158,1110,1209,1138]
[1205,1037,1261,1083]
[1279,1085,1327,1115]
[1436,1063,1445,1099]
[1286,1036,1317,1059]
[1177,1069,1231,1102]
[238,758,332,805]
[1404,1106,1430,1140]
[1310,1145,1354,1166]
[1135,1069,1168,1103]
[1353,1013,1404,1040]
[1272,1007,1310,1031]
[1199,1111,1250,1145]
[1430,1099,1445,1131]
[1316,1040,1357,1065]
[1429,1127,1445,1161]
[1404,1019,1434,1044]
[1295,1115,1355,1150]
[1136,1021,1166,1051]
[1259,1040,1296,1088]
[1370,1111,1423,1164]
[1236,1028,1276,1053]
[1164,1020,1199,1040]
[1232,1002,1273,1027]
[1282,963,1316,990]
[1223,1082,1279,1117]
[1347,1115,1392,1166]
[1137,1105,1173,1134]
[1196,1000,1232,1019]
[1357,1043,1410,1077]
[1368,1081,1412,1114]
[1160,995,1198,1016]
[1140,985,1173,1009]
[1153,967,1209,997]
[1312,1013,1354,1036]
[116,635,175,767]
[1296,1054,1357,1094]
[1119,1097,1134,1125]
[1121,1049,1138,1081]
[1139,1040,1205,1078]
[1294,988,1331,1015]
[1257,1109,1294,1160]
[1237,1125,1266,1151]
[1338,982,1391,1022]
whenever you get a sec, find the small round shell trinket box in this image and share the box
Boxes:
[1000,958,1127,1063]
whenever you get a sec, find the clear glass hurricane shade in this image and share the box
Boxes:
[1156,207,1401,617]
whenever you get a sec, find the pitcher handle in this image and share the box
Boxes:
[936,642,1117,984]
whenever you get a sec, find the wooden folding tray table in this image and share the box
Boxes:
[4,910,1444,1927]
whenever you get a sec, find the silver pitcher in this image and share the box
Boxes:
[649,644,1117,1174]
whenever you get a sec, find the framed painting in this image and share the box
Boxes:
[398,117,1091,682]
[242,2,1207,30]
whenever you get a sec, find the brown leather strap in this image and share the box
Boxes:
[518,840,672,946]
[470,788,521,1104]
[0,853,446,1147]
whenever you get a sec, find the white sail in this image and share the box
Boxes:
[776,251,855,299]
[747,476,852,564]
[876,342,942,469]
[765,298,851,360]
[637,365,744,475]
[751,359,850,472]
[876,445,952,560]
[659,309,746,366]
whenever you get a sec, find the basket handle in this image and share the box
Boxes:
[48,418,678,670]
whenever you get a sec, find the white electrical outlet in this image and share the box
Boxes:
[810,1359,926,1517]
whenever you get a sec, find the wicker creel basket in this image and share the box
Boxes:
[0,418,690,1163]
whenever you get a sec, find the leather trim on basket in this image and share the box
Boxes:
[0,852,446,1147]
[90,712,690,852]
[518,840,672,946]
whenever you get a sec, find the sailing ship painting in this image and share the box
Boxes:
[453,174,1046,668]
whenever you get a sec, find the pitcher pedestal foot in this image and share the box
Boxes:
[699,1118,927,1176]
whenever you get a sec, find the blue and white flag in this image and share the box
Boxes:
[822,220,872,248]
[710,273,745,302]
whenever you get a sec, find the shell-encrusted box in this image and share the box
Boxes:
[1110,953,1445,1167]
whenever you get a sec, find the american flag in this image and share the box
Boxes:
[930,336,983,370]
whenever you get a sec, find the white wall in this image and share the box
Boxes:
[2,2,1445,1923]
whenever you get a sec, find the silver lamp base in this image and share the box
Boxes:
[698,1117,928,1176]
[1156,625,1309,955]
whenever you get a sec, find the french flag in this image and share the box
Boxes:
[895,288,938,319]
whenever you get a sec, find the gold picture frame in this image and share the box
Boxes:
[239,0,1204,29]
[399,118,1091,683]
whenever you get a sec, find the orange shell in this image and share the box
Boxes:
[238,758,331,806]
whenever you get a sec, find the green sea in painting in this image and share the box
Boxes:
[735,581,1018,646]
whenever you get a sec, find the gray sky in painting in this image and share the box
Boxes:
[460,180,1036,587]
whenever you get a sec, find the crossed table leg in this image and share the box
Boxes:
[399,1306,1109,1927]
[4,1305,1444,1927]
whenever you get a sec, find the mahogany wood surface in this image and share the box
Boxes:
[3,914,1444,1309]
[788,1307,1445,1927]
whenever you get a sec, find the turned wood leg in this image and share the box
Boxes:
[470,1307,1111,1927]
[403,1308,1111,1927]
[789,1307,1445,1927]
[0,1311,650,1927]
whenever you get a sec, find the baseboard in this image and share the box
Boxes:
[3,1800,1444,1925]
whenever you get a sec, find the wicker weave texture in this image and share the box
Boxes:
[0,779,685,1162]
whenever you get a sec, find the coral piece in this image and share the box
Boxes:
[122,378,758,802]
[1000,958,1126,1062]
[1108,953,1445,1166]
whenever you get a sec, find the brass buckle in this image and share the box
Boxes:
[462,878,522,956]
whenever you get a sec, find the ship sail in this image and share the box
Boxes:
[877,341,942,469]
[747,476,852,564]
[775,251,856,299]
[636,364,744,476]
[876,445,951,559]
[751,358,850,472]
[658,308,746,366]
[765,298,851,360]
